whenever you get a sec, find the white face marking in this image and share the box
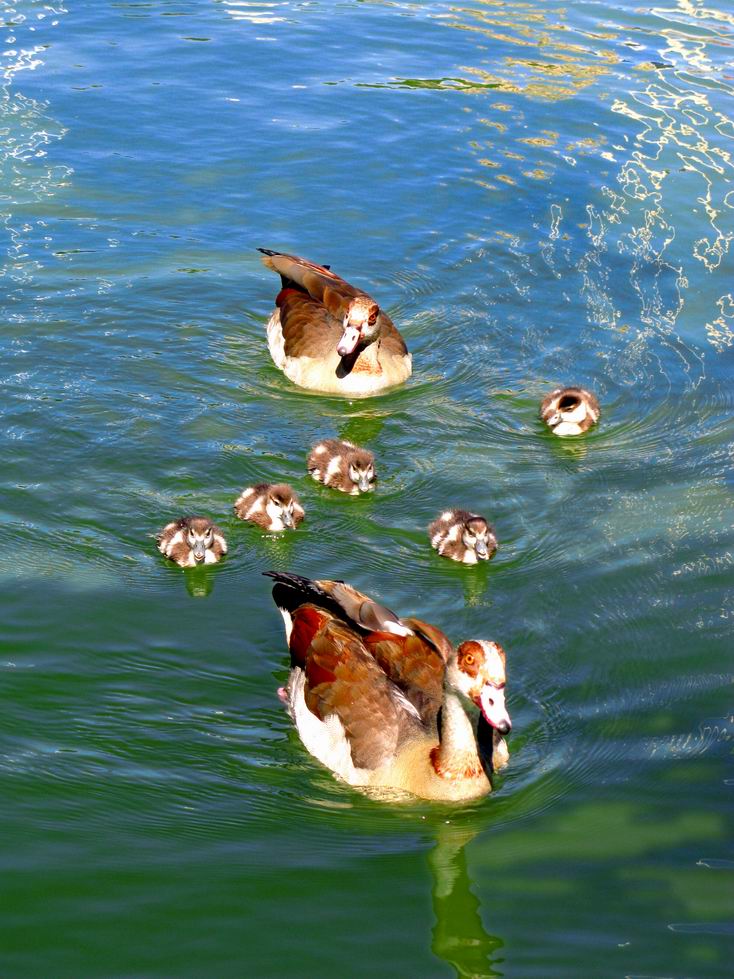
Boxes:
[265,498,285,530]
[478,641,505,681]
[560,401,587,424]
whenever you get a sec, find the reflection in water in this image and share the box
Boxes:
[184,567,215,598]
[428,823,504,978]
[338,410,386,446]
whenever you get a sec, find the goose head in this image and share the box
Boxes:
[265,484,300,529]
[461,516,497,561]
[449,640,511,735]
[184,517,217,563]
[337,296,381,357]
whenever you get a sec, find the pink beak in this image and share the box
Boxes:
[479,685,511,735]
[337,324,362,358]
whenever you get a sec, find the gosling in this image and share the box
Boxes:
[307,438,376,495]
[157,516,227,567]
[429,509,498,564]
[540,386,600,436]
[234,483,304,531]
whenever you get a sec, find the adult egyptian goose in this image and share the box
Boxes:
[265,572,511,802]
[429,510,498,564]
[157,516,227,567]
[234,483,305,531]
[307,438,376,495]
[259,248,412,397]
[540,386,600,436]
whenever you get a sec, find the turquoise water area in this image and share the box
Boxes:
[2,1,733,976]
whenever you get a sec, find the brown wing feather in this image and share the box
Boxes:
[292,609,419,770]
[276,289,341,359]
[262,251,365,320]
[364,628,446,727]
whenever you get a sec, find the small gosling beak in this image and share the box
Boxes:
[192,540,207,562]
[282,509,294,529]
[357,472,372,493]
[337,322,362,358]
[479,685,511,735]
[475,538,489,560]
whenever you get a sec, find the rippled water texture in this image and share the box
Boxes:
[2,1,733,976]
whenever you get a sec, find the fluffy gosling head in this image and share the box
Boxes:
[348,453,376,494]
[462,516,496,561]
[541,386,600,437]
[266,484,302,529]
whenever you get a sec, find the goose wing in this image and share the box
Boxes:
[364,618,449,727]
[266,572,408,636]
[274,288,341,360]
[290,605,422,770]
[260,249,364,321]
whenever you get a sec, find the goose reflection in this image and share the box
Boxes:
[428,821,504,978]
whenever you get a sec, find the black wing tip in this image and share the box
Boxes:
[257,247,279,257]
[262,570,310,583]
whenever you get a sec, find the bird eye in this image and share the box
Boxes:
[465,653,474,666]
